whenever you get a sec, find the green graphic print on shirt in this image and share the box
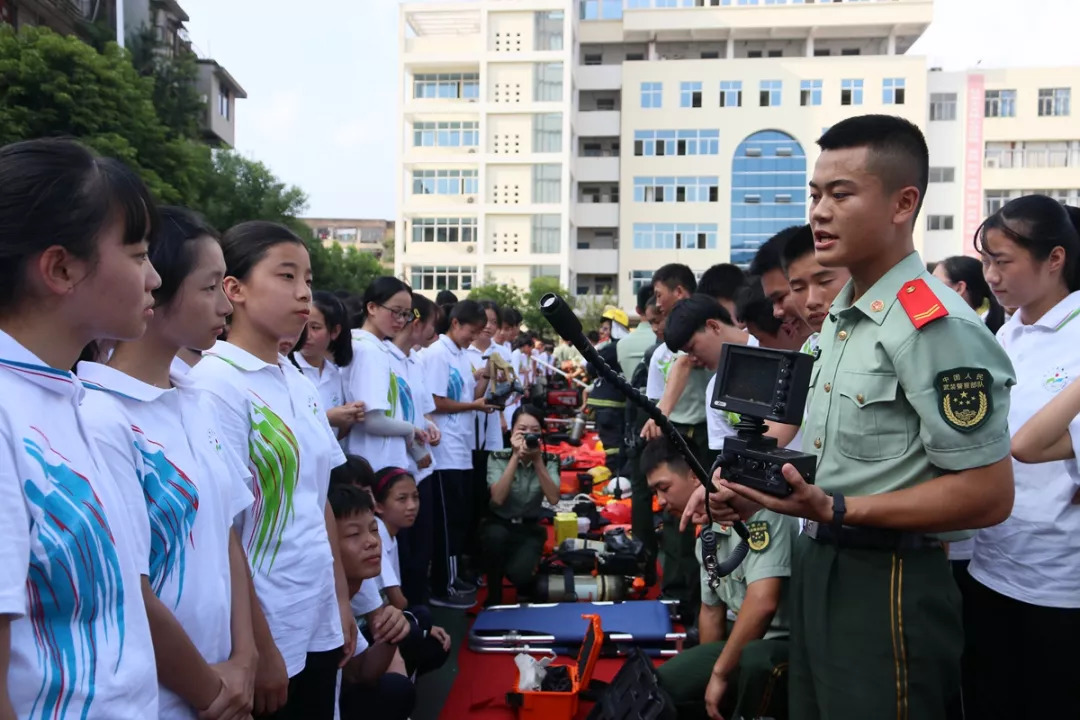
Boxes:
[248,400,299,572]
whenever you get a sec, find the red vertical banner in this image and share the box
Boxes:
[962,74,985,256]
[0,0,11,24]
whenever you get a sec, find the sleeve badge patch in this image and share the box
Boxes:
[747,520,771,553]
[935,367,993,433]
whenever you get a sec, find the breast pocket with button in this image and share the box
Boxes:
[836,372,916,461]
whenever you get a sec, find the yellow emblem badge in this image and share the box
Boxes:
[935,368,993,433]
[747,521,771,553]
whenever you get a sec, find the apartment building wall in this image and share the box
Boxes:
[923,66,1080,261]
[397,0,575,298]
[618,54,928,307]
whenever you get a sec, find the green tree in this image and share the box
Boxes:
[468,280,526,312]
[524,276,574,337]
[127,26,204,140]
[305,238,385,296]
[0,25,211,205]
[576,289,619,333]
[196,149,308,232]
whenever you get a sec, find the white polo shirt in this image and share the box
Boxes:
[345,330,410,472]
[420,335,476,471]
[189,341,347,676]
[970,291,1080,608]
[375,517,401,592]
[78,362,254,719]
[0,331,158,719]
[407,349,437,484]
[294,354,346,418]
[466,343,506,452]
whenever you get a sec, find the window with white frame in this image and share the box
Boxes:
[413,73,479,100]
[926,215,954,231]
[641,82,662,108]
[530,265,560,280]
[413,121,480,148]
[630,270,654,296]
[680,81,703,108]
[632,223,718,250]
[800,79,822,107]
[411,217,477,243]
[633,129,719,156]
[759,80,781,107]
[531,215,561,253]
[411,169,479,195]
[929,93,957,121]
[883,78,906,105]
[841,79,863,106]
[533,164,562,203]
[984,89,1016,118]
[533,113,562,153]
[720,81,742,108]
[534,62,563,102]
[219,88,230,120]
[928,167,956,183]
[410,265,475,292]
[534,10,564,50]
[633,176,719,203]
[1038,88,1071,117]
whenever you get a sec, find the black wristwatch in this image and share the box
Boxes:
[831,492,846,539]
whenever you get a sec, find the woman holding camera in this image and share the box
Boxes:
[480,405,561,606]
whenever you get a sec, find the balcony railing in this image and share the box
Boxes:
[984,149,1080,170]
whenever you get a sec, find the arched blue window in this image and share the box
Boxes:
[730,130,807,267]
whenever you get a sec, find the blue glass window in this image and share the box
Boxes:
[841,79,863,106]
[720,81,742,108]
[883,77,906,105]
[800,80,822,106]
[641,82,663,109]
[680,81,703,108]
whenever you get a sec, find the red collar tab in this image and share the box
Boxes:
[897,278,949,329]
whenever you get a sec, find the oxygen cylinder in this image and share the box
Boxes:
[568,412,587,442]
[534,574,626,603]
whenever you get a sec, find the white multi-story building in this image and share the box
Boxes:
[395,0,1080,310]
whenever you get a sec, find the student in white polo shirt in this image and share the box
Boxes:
[419,300,493,608]
[78,206,257,719]
[188,221,355,720]
[345,277,428,474]
[392,294,441,606]
[295,291,366,438]
[965,196,1080,719]
[0,138,159,719]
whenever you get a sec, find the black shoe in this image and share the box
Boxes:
[430,589,476,609]
[453,577,478,594]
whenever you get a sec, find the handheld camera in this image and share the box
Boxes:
[711,344,818,497]
[524,433,541,450]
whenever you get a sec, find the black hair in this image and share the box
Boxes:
[510,404,547,433]
[697,263,747,302]
[341,294,366,329]
[586,330,600,343]
[221,221,305,281]
[817,114,930,219]
[512,332,534,351]
[636,284,654,314]
[500,307,523,327]
[925,261,938,274]
[664,294,734,352]
[358,276,413,327]
[311,290,353,366]
[736,279,783,337]
[653,263,697,295]
[935,256,1005,334]
[779,225,815,273]
[330,454,376,490]
[412,293,437,324]
[149,207,221,310]
[434,302,453,336]
[646,293,658,308]
[976,195,1080,293]
[449,299,486,328]
[371,466,417,505]
[328,482,376,521]
[435,289,459,306]
[0,138,159,313]
[478,299,500,324]
[641,437,691,479]
[749,225,804,276]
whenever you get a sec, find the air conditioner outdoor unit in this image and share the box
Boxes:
[467,197,476,203]
[985,157,1000,169]
[468,148,477,154]
[466,245,476,253]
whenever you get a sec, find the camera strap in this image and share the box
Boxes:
[699,526,722,591]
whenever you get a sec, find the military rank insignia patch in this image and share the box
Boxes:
[935,368,993,433]
[747,521,771,552]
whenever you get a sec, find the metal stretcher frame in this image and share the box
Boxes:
[468,600,687,657]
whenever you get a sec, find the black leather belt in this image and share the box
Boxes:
[804,520,941,551]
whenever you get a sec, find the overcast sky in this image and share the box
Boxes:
[179,0,1080,220]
